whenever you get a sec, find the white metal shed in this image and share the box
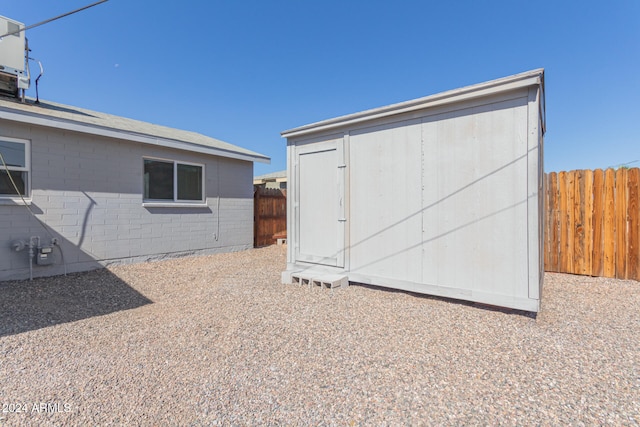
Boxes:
[282,69,545,312]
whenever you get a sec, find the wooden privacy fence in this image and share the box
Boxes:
[254,187,287,247]
[544,168,640,280]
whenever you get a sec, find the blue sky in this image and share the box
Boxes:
[2,1,639,176]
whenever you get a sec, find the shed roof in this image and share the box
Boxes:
[0,96,270,164]
[282,69,545,139]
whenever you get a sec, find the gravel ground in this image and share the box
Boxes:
[0,244,639,426]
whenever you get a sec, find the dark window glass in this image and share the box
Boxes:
[177,163,203,201]
[0,139,27,197]
[0,170,26,195]
[144,159,174,200]
[0,140,26,168]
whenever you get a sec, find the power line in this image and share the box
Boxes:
[0,0,109,38]
[606,160,639,169]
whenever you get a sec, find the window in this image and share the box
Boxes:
[143,158,204,204]
[0,137,30,199]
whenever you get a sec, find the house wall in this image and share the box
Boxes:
[0,121,254,281]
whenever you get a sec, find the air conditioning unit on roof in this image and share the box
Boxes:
[0,15,29,97]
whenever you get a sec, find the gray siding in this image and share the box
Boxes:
[282,70,545,312]
[1,121,254,281]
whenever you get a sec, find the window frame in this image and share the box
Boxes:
[142,157,206,207]
[0,136,31,202]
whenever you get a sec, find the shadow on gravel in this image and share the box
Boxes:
[350,282,537,319]
[0,269,152,338]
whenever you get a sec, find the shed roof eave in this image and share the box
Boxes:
[281,68,544,139]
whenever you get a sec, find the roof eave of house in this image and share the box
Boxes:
[281,68,545,139]
[0,105,271,164]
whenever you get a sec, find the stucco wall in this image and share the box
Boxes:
[0,121,254,281]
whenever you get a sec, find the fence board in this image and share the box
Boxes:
[565,171,576,273]
[545,173,559,271]
[573,170,585,275]
[591,169,604,277]
[557,172,566,272]
[628,168,640,280]
[549,172,560,272]
[616,168,628,278]
[544,167,639,280]
[583,169,594,276]
[544,174,551,271]
[603,168,616,277]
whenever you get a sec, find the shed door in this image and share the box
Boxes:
[295,139,344,267]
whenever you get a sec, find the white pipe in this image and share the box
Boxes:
[215,158,220,241]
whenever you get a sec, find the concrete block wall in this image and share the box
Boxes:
[0,121,254,281]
